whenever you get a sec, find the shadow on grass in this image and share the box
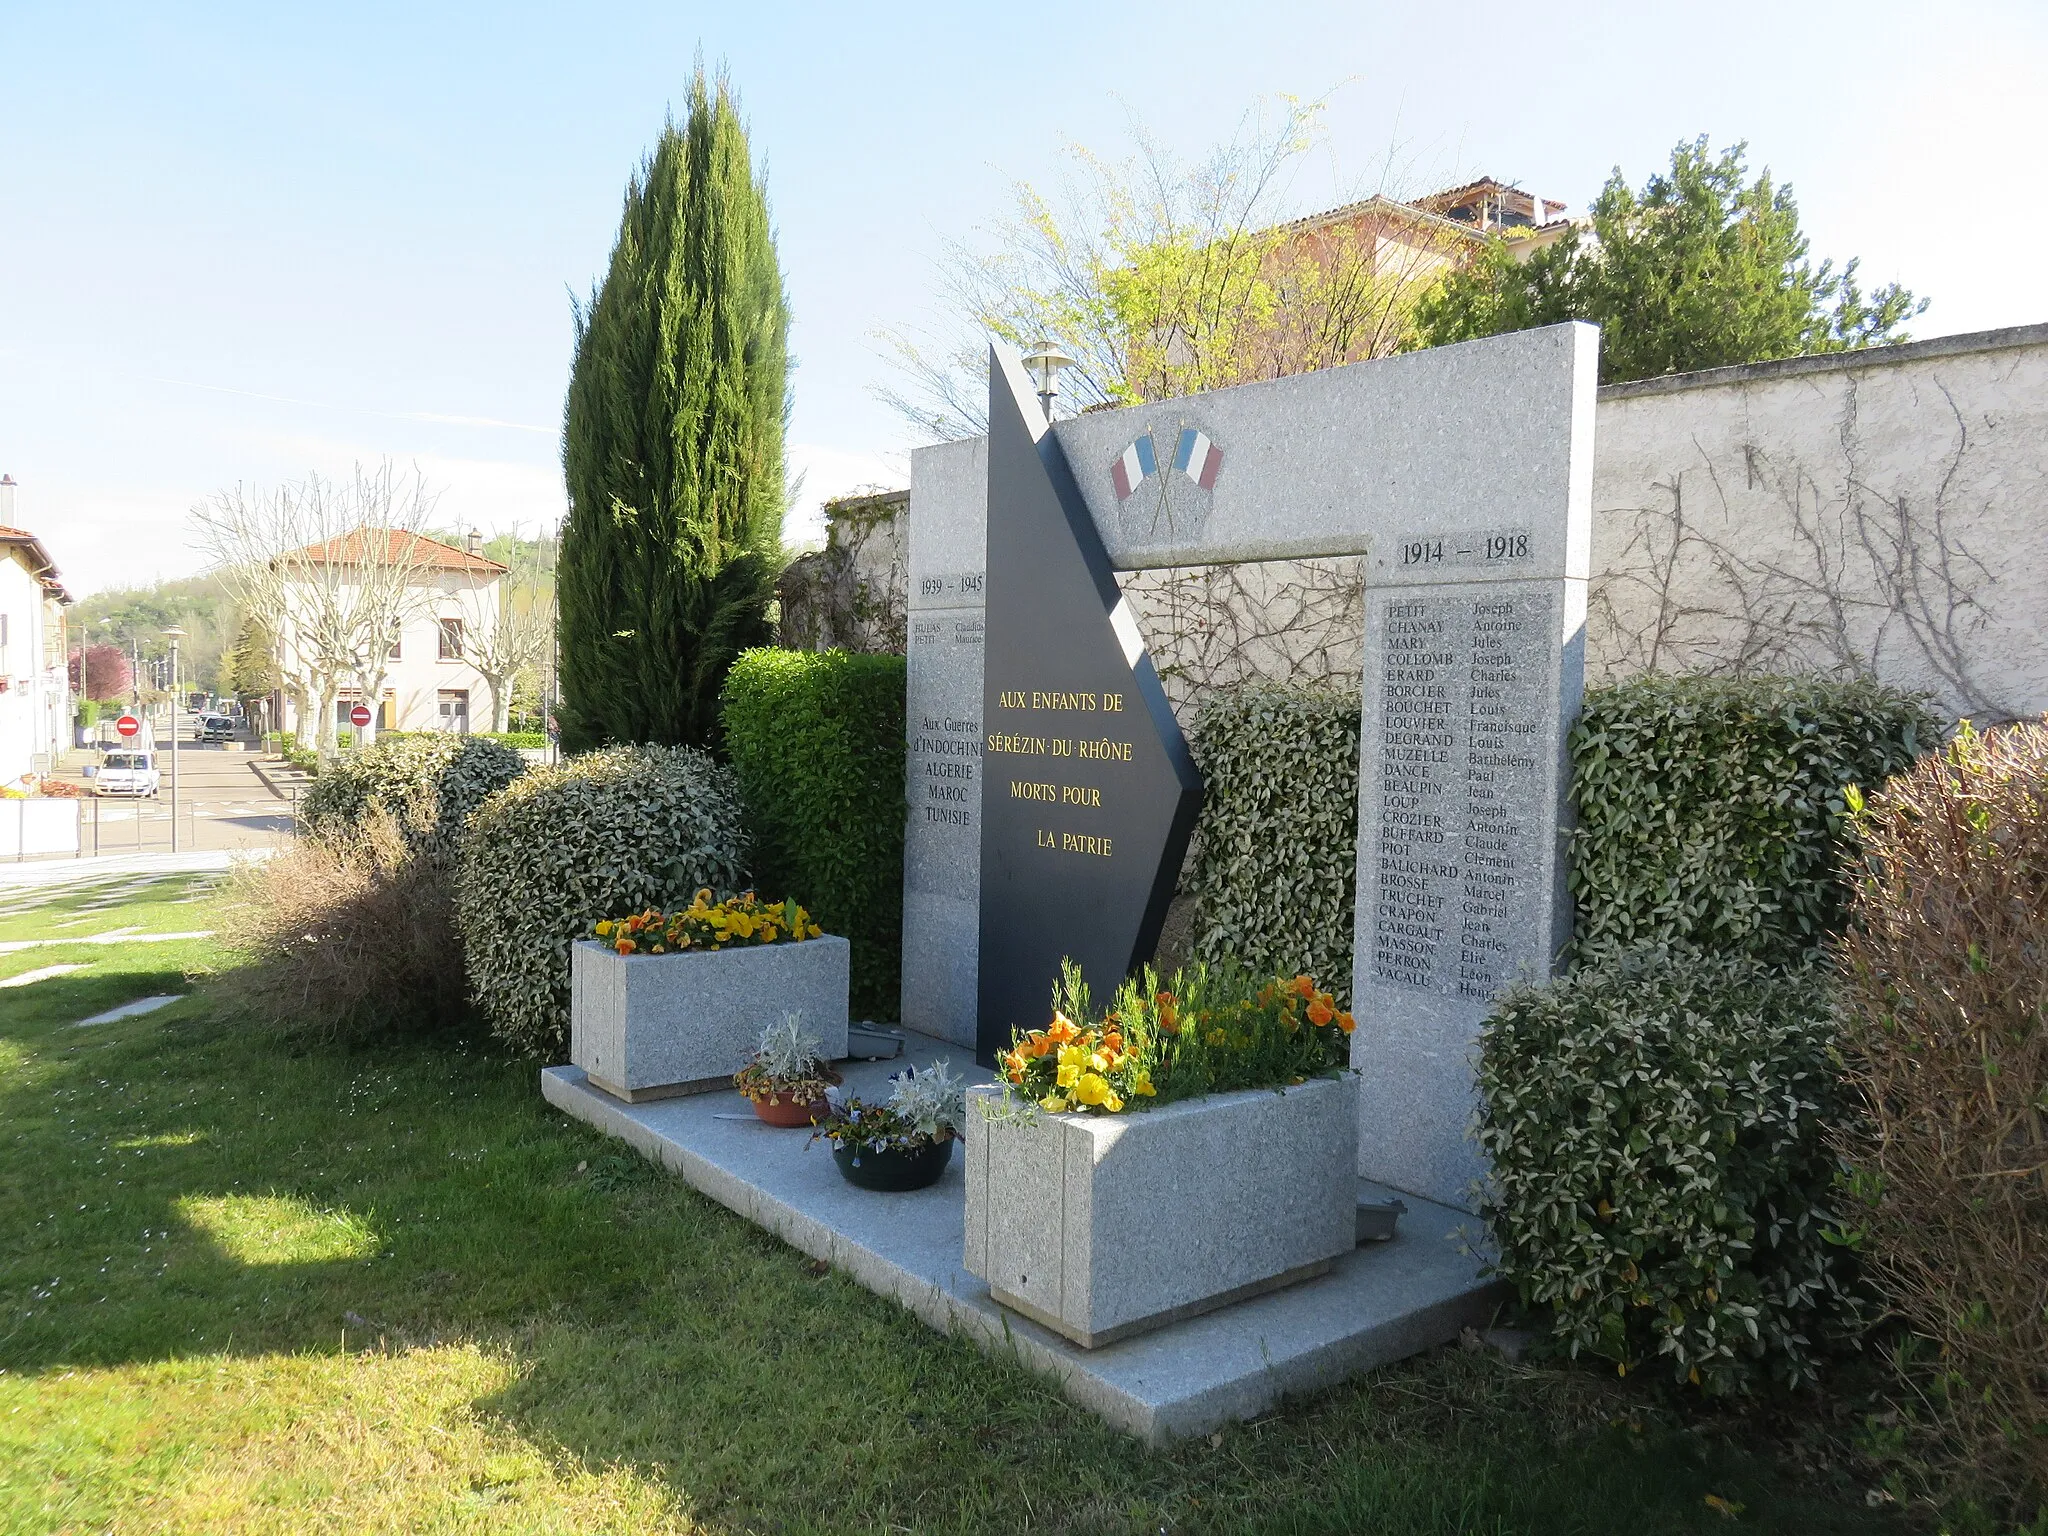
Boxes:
[0,961,1899,1536]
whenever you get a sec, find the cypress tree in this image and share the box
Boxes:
[558,70,789,752]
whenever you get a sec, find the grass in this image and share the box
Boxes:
[0,873,1902,1534]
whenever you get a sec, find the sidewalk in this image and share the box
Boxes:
[0,847,273,889]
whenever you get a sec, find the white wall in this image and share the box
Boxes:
[379,571,501,731]
[1590,323,2048,721]
[275,566,504,736]
[0,557,53,783]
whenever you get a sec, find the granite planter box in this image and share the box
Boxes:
[963,1074,1357,1347]
[570,936,850,1103]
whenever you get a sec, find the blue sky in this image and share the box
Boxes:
[3,0,2042,596]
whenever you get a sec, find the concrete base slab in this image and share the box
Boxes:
[541,1030,1504,1445]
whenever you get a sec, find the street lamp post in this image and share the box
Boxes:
[163,625,185,853]
[1020,339,1076,422]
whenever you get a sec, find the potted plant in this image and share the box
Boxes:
[734,1013,840,1127]
[813,1061,965,1191]
[570,890,849,1103]
[964,962,1359,1348]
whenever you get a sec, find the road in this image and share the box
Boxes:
[59,741,296,857]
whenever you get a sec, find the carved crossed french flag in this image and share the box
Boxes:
[1174,427,1223,489]
[1110,433,1157,501]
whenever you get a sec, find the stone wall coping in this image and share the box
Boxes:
[1597,321,2048,402]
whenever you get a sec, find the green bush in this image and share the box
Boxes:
[75,700,100,728]
[455,744,748,1055]
[1476,945,1857,1394]
[719,649,906,1018]
[301,733,527,859]
[479,731,548,750]
[1569,675,1940,965]
[1187,684,1360,1004]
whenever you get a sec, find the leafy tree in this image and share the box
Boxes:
[880,97,1465,436]
[218,616,281,703]
[1413,137,1926,383]
[558,70,789,753]
[68,643,132,702]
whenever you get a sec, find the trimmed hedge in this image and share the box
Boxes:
[1178,674,1938,990]
[301,733,527,858]
[1476,945,1857,1394]
[720,649,906,1018]
[1187,684,1360,1005]
[455,744,748,1056]
[1568,675,1940,965]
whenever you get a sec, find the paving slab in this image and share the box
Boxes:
[542,1028,1504,1445]
[76,994,183,1026]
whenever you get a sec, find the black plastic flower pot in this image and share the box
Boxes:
[832,1134,954,1191]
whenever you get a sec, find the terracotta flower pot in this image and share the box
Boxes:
[750,1088,830,1128]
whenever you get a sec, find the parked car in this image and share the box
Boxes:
[95,751,161,798]
[198,714,237,742]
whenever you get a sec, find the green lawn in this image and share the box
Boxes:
[0,873,1896,1534]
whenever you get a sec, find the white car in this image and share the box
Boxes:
[95,751,161,798]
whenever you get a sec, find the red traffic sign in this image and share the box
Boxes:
[114,714,142,738]
[349,703,373,728]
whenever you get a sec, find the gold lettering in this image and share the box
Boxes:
[1060,785,1102,807]
[1059,832,1113,858]
[1009,780,1058,802]
[1075,739,1133,762]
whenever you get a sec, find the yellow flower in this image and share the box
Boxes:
[594,920,613,937]
[1039,1093,1068,1112]
[1056,1063,1080,1088]
[1102,1089,1124,1112]
[1072,1073,1110,1106]
[1131,1070,1156,1097]
[1089,1052,1110,1074]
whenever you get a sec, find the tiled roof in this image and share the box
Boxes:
[0,526,72,604]
[291,528,508,575]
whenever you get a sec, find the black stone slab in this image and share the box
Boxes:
[975,348,1202,1063]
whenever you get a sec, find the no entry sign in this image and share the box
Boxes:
[349,703,373,728]
[114,714,141,738]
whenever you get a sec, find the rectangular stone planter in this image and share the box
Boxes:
[963,1074,1358,1347]
[570,936,850,1103]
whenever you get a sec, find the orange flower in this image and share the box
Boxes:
[1307,998,1334,1026]
[1102,1030,1124,1056]
[1336,1011,1356,1034]
[1293,974,1316,999]
[1047,1012,1079,1044]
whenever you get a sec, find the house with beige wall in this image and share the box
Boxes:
[271,531,509,738]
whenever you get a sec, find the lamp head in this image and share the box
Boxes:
[1019,339,1076,413]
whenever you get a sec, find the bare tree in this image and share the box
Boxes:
[453,530,557,733]
[192,463,443,754]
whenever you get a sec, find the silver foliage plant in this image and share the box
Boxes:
[886,1061,966,1143]
[749,1012,826,1084]
[455,744,748,1056]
